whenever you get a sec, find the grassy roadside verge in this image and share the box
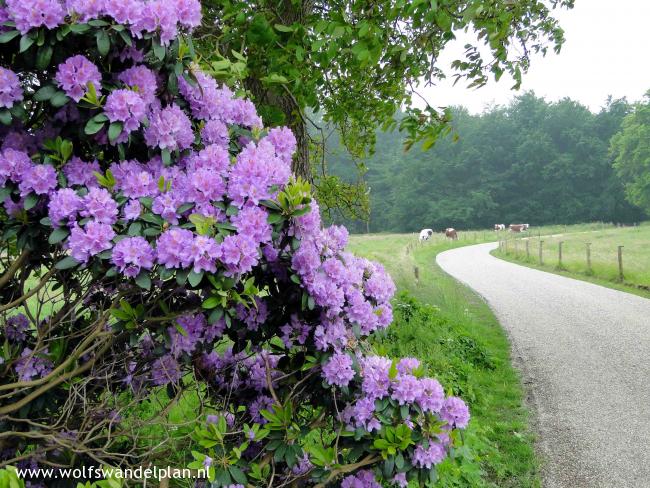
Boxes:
[491,223,650,300]
[348,234,538,488]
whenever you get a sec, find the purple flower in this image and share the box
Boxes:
[360,356,391,399]
[169,313,206,356]
[6,0,65,34]
[440,396,470,428]
[105,89,147,135]
[5,314,30,342]
[63,157,100,187]
[48,188,83,226]
[0,67,23,108]
[397,357,420,375]
[218,234,259,276]
[14,348,53,381]
[249,395,274,424]
[67,221,115,263]
[65,0,105,22]
[0,149,32,186]
[152,191,183,224]
[144,104,194,151]
[341,470,381,488]
[123,200,142,220]
[265,127,296,165]
[105,0,143,25]
[117,65,158,104]
[151,354,181,385]
[231,205,271,244]
[175,0,201,28]
[412,442,446,469]
[111,236,155,277]
[391,374,422,406]
[392,473,408,488]
[156,227,194,268]
[189,235,220,273]
[179,70,232,121]
[81,187,118,224]
[417,378,444,413]
[55,55,102,102]
[188,167,225,204]
[322,352,355,388]
[18,163,57,196]
[201,118,228,146]
[235,298,268,331]
[132,0,178,44]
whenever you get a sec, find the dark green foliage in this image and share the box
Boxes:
[329,93,645,231]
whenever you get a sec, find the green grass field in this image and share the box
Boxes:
[348,233,538,488]
[493,222,650,296]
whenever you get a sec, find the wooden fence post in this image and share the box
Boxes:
[514,239,519,256]
[586,243,592,274]
[526,240,530,259]
[618,246,624,282]
[414,266,420,286]
[558,241,564,268]
[539,240,544,265]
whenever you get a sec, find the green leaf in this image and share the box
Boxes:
[0,109,11,125]
[48,227,70,244]
[50,92,70,108]
[274,24,294,33]
[70,24,91,34]
[188,270,204,287]
[35,45,53,70]
[85,117,106,135]
[229,466,247,484]
[108,122,123,143]
[23,193,39,210]
[19,34,34,52]
[0,30,20,44]
[96,30,110,56]
[135,272,151,290]
[34,85,57,102]
[153,41,166,61]
[202,296,220,309]
[56,256,80,270]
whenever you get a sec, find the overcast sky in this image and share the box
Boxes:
[416,0,650,114]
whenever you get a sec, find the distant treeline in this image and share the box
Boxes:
[327,92,646,233]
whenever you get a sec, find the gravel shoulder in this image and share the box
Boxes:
[437,242,650,488]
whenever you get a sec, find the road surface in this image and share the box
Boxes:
[436,242,650,488]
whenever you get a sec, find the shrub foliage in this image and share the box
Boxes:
[0,2,469,486]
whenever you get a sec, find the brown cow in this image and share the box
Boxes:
[444,228,458,240]
[509,224,525,233]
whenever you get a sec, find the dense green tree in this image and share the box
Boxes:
[197,0,574,180]
[328,93,645,232]
[611,94,650,214]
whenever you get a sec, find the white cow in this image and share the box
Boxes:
[494,224,506,231]
[419,228,434,241]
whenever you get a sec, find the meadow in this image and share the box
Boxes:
[348,233,539,487]
[493,222,650,296]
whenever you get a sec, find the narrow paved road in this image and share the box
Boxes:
[437,242,650,488]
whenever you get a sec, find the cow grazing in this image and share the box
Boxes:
[444,228,458,240]
[494,224,506,231]
[522,223,530,230]
[419,228,434,241]
[509,224,526,233]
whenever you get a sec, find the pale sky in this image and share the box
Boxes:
[417,0,650,114]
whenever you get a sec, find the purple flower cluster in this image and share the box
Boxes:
[322,352,355,387]
[0,67,23,108]
[105,89,147,136]
[55,55,102,102]
[111,236,155,277]
[5,0,203,40]
[6,0,65,34]
[63,157,100,187]
[151,354,181,385]
[68,221,115,263]
[341,470,381,488]
[412,442,446,469]
[440,396,471,428]
[48,188,83,225]
[144,104,194,151]
[14,348,53,381]
[117,65,158,104]
[5,314,30,342]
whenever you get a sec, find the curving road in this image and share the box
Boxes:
[436,242,650,488]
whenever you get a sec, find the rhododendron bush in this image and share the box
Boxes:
[0,1,469,486]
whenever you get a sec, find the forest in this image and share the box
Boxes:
[328,92,646,233]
